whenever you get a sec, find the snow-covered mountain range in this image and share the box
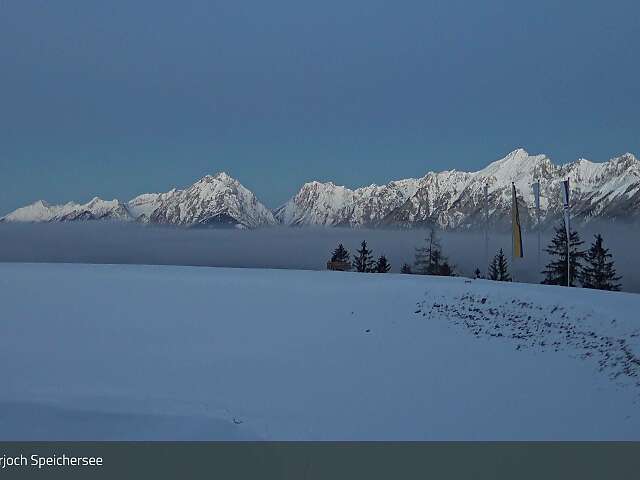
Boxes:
[1,172,276,229]
[1,197,132,223]
[276,148,640,230]
[2,149,639,230]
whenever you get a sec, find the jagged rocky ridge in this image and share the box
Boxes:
[276,149,640,230]
[2,172,277,229]
[1,197,132,223]
[2,149,639,230]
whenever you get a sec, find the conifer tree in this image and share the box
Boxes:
[439,261,455,277]
[541,220,585,287]
[430,248,443,275]
[414,228,446,275]
[375,255,391,273]
[474,267,482,279]
[488,257,499,281]
[580,234,621,291]
[352,240,376,273]
[488,248,511,281]
[401,263,412,274]
[330,243,350,263]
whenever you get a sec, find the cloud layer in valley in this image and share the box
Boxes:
[1,222,639,293]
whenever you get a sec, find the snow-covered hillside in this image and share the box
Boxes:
[1,263,638,440]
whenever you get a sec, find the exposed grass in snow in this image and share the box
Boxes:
[416,284,640,386]
[0,263,639,440]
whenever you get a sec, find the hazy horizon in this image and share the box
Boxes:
[2,222,638,293]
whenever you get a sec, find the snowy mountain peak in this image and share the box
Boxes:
[619,152,637,161]
[300,180,338,190]
[1,197,132,223]
[1,200,58,222]
[486,148,536,169]
[147,172,276,228]
[499,147,530,162]
[199,171,235,183]
[478,148,551,181]
[609,153,639,171]
[275,177,420,227]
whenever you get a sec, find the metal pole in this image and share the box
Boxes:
[567,214,571,287]
[537,186,541,271]
[565,178,571,287]
[484,183,489,272]
[532,180,541,271]
[511,183,515,283]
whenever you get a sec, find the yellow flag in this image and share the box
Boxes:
[511,183,523,258]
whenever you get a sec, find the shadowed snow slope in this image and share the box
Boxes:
[1,263,639,440]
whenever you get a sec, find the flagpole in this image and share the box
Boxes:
[511,184,514,279]
[567,223,570,287]
[511,183,516,282]
[537,204,541,270]
[484,183,489,273]
[535,181,541,271]
[562,178,571,287]
[568,179,571,287]
[511,182,524,283]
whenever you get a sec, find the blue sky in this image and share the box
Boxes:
[1,0,638,212]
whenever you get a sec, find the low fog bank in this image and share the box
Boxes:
[2,222,639,293]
